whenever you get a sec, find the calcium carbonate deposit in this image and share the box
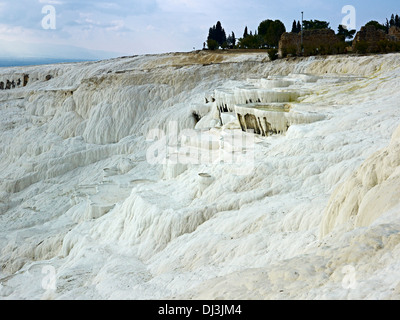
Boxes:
[0,51,400,300]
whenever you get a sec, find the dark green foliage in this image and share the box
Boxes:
[303,43,319,56]
[243,26,249,38]
[303,20,330,30]
[337,25,356,41]
[208,21,227,48]
[207,39,219,50]
[377,40,400,53]
[386,19,390,34]
[203,12,400,58]
[267,48,278,61]
[390,14,395,27]
[235,19,286,49]
[291,20,297,33]
[365,20,387,32]
[388,14,400,28]
[227,32,236,49]
[258,20,273,38]
[281,45,298,58]
[352,17,400,55]
[383,13,400,33]
[258,19,286,48]
[238,34,262,49]
[332,41,348,54]
[354,41,369,54]
[389,14,400,28]
[291,20,301,33]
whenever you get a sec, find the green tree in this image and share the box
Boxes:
[258,20,272,38]
[267,48,278,61]
[390,14,395,27]
[227,31,236,48]
[303,20,330,30]
[386,13,400,29]
[355,40,368,54]
[207,21,227,48]
[238,34,261,49]
[291,20,301,33]
[365,20,387,32]
[207,39,219,50]
[243,26,249,38]
[337,25,356,41]
[258,19,286,48]
[216,21,227,46]
[291,20,297,33]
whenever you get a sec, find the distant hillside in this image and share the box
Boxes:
[0,39,125,61]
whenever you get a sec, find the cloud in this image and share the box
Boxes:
[1,0,400,57]
[0,0,157,30]
[38,0,63,4]
[0,1,43,29]
[59,0,158,17]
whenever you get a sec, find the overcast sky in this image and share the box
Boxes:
[0,0,399,59]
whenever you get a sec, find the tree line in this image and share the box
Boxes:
[206,20,286,50]
[364,13,400,33]
[206,12,400,58]
[206,19,347,51]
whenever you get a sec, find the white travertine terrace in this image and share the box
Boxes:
[214,73,351,136]
[235,103,326,136]
[1,51,400,300]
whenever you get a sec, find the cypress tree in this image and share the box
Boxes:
[291,20,297,33]
[207,21,227,48]
[297,21,302,33]
[303,20,330,30]
[227,31,236,48]
[390,14,395,27]
[243,26,249,38]
[215,21,226,46]
[208,27,215,42]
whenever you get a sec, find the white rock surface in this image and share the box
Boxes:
[1,51,400,300]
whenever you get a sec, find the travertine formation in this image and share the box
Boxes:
[1,51,400,300]
[213,73,351,136]
[0,74,29,90]
[320,123,400,237]
[235,103,325,136]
